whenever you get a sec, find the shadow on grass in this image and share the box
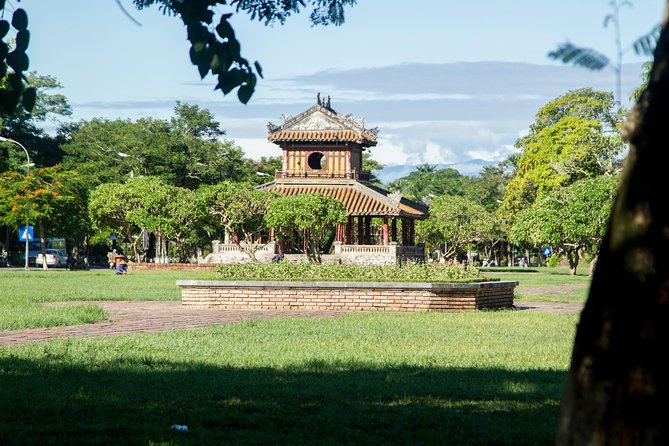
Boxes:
[0,355,565,445]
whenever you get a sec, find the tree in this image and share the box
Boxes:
[243,155,282,185]
[362,152,384,186]
[416,195,497,260]
[499,88,625,228]
[630,59,653,102]
[60,103,248,189]
[511,176,617,275]
[463,164,510,213]
[89,176,205,262]
[201,181,279,261]
[265,193,347,263]
[0,164,75,268]
[557,6,669,443]
[0,72,72,171]
[388,164,466,201]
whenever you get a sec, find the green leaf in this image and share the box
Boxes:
[15,29,30,52]
[22,87,36,112]
[6,50,29,72]
[0,41,8,60]
[254,61,263,78]
[237,83,254,104]
[216,72,237,95]
[0,20,10,38]
[215,16,235,41]
[11,8,28,31]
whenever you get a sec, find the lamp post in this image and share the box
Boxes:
[0,136,31,270]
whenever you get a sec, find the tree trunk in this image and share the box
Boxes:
[565,247,579,275]
[557,8,669,444]
[588,253,598,277]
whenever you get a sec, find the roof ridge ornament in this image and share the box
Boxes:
[317,92,333,111]
[387,191,403,207]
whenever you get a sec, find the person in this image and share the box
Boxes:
[115,259,128,275]
[108,249,117,269]
[271,252,285,263]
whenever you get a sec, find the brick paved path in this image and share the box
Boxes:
[0,300,582,347]
[0,301,343,347]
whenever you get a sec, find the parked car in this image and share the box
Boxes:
[35,249,68,267]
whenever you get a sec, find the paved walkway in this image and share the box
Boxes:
[0,300,583,347]
[0,301,343,347]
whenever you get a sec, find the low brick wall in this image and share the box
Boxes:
[176,280,517,312]
[130,262,218,271]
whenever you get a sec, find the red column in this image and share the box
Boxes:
[391,218,397,242]
[346,216,353,244]
[357,216,363,245]
[409,219,415,246]
[383,216,389,245]
[270,228,275,241]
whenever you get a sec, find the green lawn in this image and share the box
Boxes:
[0,310,577,445]
[492,270,591,303]
[0,270,215,330]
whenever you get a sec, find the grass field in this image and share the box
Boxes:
[0,310,577,445]
[0,270,215,330]
[494,269,591,303]
[0,267,590,330]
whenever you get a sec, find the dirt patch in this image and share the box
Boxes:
[520,284,588,295]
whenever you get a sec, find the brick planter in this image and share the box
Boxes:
[176,280,517,312]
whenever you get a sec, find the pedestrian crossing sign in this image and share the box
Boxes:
[19,225,34,241]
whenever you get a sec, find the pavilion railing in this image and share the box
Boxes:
[275,169,370,181]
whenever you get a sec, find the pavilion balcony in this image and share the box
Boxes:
[275,169,370,182]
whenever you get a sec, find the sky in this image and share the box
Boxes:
[17,0,667,181]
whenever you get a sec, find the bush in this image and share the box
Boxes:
[547,254,560,268]
[216,262,489,283]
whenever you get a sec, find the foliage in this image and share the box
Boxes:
[60,102,248,189]
[0,164,73,228]
[200,181,279,260]
[499,89,624,228]
[547,254,560,268]
[510,176,618,275]
[547,0,660,102]
[89,177,207,261]
[463,164,510,213]
[630,60,653,102]
[417,195,497,260]
[131,0,355,103]
[0,72,72,171]
[265,193,347,263]
[362,152,384,186]
[216,261,486,283]
[0,6,35,115]
[244,155,282,185]
[388,164,465,201]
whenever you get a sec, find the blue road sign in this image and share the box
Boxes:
[543,247,551,257]
[19,225,34,241]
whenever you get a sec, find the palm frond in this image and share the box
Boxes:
[631,25,661,56]
[548,43,610,70]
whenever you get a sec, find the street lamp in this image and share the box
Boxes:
[0,136,31,270]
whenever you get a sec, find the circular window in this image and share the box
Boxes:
[307,152,327,170]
